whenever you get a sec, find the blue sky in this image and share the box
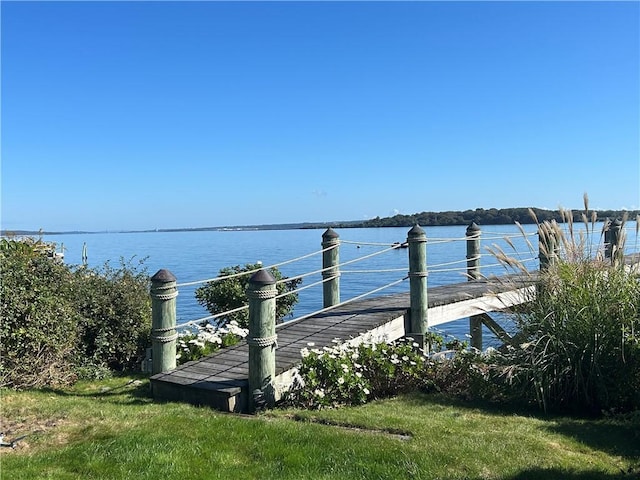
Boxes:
[2,1,639,232]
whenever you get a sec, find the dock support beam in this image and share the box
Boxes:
[407,225,428,349]
[322,228,340,308]
[151,269,178,375]
[466,222,483,350]
[247,269,277,412]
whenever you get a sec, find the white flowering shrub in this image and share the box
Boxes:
[283,336,461,409]
[176,321,248,365]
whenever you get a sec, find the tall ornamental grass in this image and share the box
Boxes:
[503,197,640,413]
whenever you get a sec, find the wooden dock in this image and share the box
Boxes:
[150,273,536,412]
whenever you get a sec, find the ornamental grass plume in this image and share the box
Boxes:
[492,197,640,413]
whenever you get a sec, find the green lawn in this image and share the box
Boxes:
[1,375,638,479]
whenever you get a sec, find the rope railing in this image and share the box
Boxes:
[173,231,542,330]
[175,243,338,288]
[174,304,250,331]
[278,276,408,327]
[340,239,407,247]
[341,267,408,274]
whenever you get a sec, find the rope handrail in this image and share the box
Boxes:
[480,231,538,238]
[428,265,472,274]
[429,255,480,269]
[175,304,250,330]
[275,276,335,299]
[277,276,408,328]
[340,239,407,247]
[341,267,408,274]
[175,244,338,287]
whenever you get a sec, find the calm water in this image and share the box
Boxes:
[43,223,637,344]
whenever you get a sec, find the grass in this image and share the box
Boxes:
[1,375,639,479]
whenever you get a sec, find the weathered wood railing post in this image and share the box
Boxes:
[407,225,428,350]
[606,218,623,266]
[604,218,612,258]
[150,269,178,375]
[246,269,277,412]
[538,223,557,270]
[466,222,483,350]
[322,228,340,308]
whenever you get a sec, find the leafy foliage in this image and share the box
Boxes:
[1,238,152,388]
[176,321,248,365]
[72,258,151,372]
[283,335,467,409]
[0,238,80,389]
[195,263,302,328]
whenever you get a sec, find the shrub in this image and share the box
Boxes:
[72,258,151,372]
[176,320,248,365]
[1,238,152,389]
[195,263,302,328]
[283,335,467,409]
[0,238,80,389]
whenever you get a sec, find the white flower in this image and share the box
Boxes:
[307,342,315,347]
[300,347,310,358]
[363,388,370,395]
[355,372,362,378]
[341,363,349,372]
[337,377,345,385]
[402,356,409,362]
[314,389,325,398]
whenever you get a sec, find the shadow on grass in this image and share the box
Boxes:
[405,392,640,468]
[39,373,153,405]
[502,466,639,480]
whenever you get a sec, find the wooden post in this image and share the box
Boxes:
[246,269,277,412]
[538,223,557,270]
[466,222,482,350]
[407,225,428,349]
[608,218,623,266]
[322,228,340,308]
[604,218,612,258]
[150,269,178,375]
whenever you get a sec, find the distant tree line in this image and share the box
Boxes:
[331,207,639,229]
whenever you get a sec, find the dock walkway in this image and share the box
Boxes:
[151,273,535,412]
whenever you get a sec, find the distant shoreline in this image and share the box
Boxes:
[2,207,638,237]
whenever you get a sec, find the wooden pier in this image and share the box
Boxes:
[150,273,535,413]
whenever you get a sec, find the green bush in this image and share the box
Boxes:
[176,320,248,365]
[282,335,468,409]
[0,238,80,389]
[1,238,152,389]
[72,258,151,372]
[195,263,302,328]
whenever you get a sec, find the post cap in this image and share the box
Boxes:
[407,224,425,238]
[466,222,481,235]
[322,227,339,240]
[151,269,176,283]
[249,269,276,286]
